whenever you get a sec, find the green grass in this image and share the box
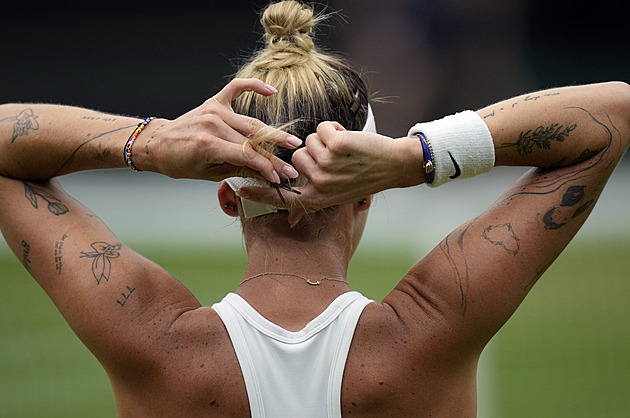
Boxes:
[1,241,629,417]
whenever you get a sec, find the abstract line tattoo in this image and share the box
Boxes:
[55,124,136,175]
[440,216,481,315]
[80,241,121,284]
[482,223,520,256]
[0,108,39,142]
[23,182,69,216]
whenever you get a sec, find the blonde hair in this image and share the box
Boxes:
[234,1,370,162]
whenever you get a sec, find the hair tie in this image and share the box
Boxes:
[123,117,155,172]
[415,132,435,184]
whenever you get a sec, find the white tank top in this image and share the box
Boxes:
[212,291,372,418]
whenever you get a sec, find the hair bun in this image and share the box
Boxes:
[262,1,316,53]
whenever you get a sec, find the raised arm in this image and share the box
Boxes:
[387,81,630,353]
[0,78,299,374]
[240,81,630,354]
[0,79,299,182]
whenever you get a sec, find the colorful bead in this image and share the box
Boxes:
[123,117,155,172]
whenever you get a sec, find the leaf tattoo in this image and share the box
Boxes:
[23,182,69,216]
[498,123,578,156]
[80,242,121,284]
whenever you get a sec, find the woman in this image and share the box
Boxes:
[1,1,629,417]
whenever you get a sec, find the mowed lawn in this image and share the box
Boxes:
[1,240,629,417]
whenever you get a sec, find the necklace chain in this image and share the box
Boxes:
[240,272,347,286]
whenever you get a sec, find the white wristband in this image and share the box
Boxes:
[407,110,495,187]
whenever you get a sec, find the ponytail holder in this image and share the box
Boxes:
[414,132,435,184]
[124,117,155,172]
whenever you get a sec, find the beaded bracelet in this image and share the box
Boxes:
[414,132,435,184]
[123,117,155,172]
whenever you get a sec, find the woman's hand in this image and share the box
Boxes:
[138,78,301,183]
[236,121,423,225]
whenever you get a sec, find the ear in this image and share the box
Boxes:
[354,195,373,212]
[218,181,239,217]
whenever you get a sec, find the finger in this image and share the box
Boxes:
[315,121,347,145]
[222,142,299,183]
[223,112,303,149]
[214,78,277,106]
[303,133,327,161]
[291,147,319,179]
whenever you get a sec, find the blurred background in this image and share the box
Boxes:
[1,1,629,417]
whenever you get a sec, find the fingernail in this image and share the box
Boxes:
[286,135,302,148]
[272,170,281,184]
[282,165,299,179]
[265,84,278,93]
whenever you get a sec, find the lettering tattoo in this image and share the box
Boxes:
[542,185,594,230]
[23,182,69,216]
[482,223,520,256]
[116,285,136,307]
[0,108,39,142]
[80,241,121,284]
[54,234,68,275]
[81,115,118,122]
[22,240,32,271]
[482,92,561,119]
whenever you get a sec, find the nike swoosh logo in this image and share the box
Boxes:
[448,152,461,179]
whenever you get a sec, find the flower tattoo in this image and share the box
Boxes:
[23,182,69,216]
[80,242,121,284]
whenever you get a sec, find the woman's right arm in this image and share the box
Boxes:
[0,78,299,183]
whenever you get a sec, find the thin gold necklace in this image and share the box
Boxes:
[240,272,347,286]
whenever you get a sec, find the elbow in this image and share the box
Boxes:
[604,81,630,148]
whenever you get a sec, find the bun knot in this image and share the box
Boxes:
[262,1,316,53]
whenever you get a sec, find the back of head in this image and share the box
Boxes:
[234,1,370,162]
[232,1,371,237]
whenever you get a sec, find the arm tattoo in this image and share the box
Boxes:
[89,142,112,161]
[23,182,69,216]
[117,285,136,307]
[440,217,481,316]
[81,116,118,122]
[143,123,164,158]
[499,123,578,156]
[55,124,136,174]
[0,108,39,142]
[21,240,32,271]
[54,234,68,275]
[482,223,520,256]
[482,92,561,119]
[80,241,121,284]
[542,185,594,230]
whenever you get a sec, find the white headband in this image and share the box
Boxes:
[226,105,377,218]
